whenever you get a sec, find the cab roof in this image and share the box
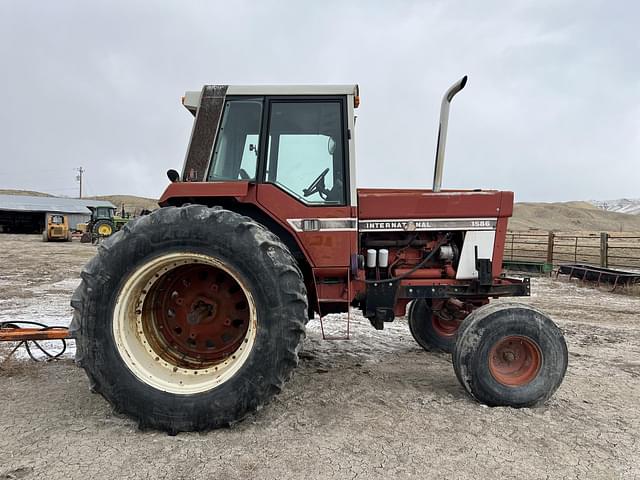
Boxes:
[182,84,359,114]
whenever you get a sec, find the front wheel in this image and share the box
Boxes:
[71,206,308,433]
[452,302,567,408]
[408,299,461,353]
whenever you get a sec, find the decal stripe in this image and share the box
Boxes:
[288,218,498,232]
[358,218,497,232]
[287,218,357,232]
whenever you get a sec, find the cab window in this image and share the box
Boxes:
[266,101,345,205]
[208,98,263,181]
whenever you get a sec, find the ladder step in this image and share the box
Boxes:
[318,298,350,303]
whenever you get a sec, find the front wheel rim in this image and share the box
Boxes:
[113,252,257,395]
[431,314,461,337]
[488,335,542,387]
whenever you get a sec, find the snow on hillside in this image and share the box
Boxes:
[591,198,640,215]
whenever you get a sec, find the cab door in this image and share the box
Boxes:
[255,98,356,269]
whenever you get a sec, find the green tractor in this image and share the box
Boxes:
[79,206,129,243]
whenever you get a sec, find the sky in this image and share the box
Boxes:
[0,0,638,202]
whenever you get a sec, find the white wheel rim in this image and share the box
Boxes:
[112,252,257,395]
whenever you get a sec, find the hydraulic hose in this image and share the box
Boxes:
[0,320,68,361]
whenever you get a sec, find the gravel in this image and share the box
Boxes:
[1,234,639,479]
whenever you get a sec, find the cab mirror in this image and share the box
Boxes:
[167,169,180,182]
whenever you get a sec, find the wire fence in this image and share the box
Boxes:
[505,231,640,270]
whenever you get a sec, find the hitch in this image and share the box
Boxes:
[0,321,70,362]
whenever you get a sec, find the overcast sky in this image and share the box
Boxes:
[0,0,638,202]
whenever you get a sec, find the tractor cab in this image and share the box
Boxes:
[175,85,358,207]
[92,206,115,221]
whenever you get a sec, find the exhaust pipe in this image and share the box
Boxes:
[432,75,468,192]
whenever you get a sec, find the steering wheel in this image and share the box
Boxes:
[303,168,330,199]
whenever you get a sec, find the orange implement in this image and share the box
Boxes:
[0,327,70,342]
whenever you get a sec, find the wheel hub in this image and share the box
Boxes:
[146,264,250,368]
[488,335,542,387]
[187,297,218,325]
[431,313,461,337]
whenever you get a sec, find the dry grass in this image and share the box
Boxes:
[88,194,158,214]
[0,189,54,197]
[510,202,640,232]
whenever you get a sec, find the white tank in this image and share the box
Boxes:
[378,249,389,268]
[366,249,377,268]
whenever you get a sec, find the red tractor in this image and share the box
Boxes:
[71,77,567,433]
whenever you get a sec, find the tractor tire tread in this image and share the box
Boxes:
[71,205,308,433]
[452,302,567,408]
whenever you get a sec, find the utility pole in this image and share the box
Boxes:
[76,167,84,199]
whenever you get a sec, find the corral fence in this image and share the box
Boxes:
[504,231,640,270]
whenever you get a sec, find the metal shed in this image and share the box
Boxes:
[0,195,116,233]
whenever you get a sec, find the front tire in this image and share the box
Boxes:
[408,299,460,353]
[70,206,307,433]
[452,302,567,408]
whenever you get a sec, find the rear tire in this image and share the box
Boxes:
[452,302,567,408]
[70,205,308,433]
[408,299,460,353]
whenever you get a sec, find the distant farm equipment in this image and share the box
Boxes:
[42,214,72,242]
[78,205,130,243]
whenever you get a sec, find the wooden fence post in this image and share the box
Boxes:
[600,232,609,268]
[546,231,555,266]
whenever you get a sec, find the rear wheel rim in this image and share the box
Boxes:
[488,335,542,387]
[98,224,112,236]
[113,252,257,394]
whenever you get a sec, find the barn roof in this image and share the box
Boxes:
[0,195,115,214]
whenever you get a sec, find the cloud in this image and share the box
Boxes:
[0,0,637,201]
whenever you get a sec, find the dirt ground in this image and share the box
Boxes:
[1,234,639,479]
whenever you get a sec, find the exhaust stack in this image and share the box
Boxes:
[432,75,468,192]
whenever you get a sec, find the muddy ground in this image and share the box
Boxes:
[1,234,639,479]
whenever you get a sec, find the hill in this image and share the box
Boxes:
[88,195,158,214]
[591,198,640,216]
[0,189,54,197]
[510,202,640,232]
